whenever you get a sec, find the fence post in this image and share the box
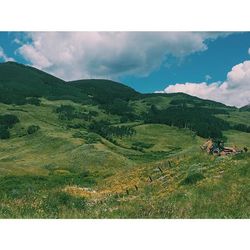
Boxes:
[158,166,163,173]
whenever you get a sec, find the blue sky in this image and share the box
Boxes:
[0,32,250,107]
[121,32,250,93]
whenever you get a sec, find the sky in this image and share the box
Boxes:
[0,32,250,107]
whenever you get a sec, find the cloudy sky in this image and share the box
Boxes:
[0,32,250,107]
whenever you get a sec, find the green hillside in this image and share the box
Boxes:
[240,104,250,112]
[70,79,140,104]
[0,62,249,218]
[0,62,89,104]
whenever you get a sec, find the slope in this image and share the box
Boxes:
[0,62,89,104]
[69,79,140,104]
[0,62,249,218]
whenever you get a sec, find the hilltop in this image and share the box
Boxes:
[0,62,140,105]
[0,62,249,218]
[0,62,91,104]
[240,104,250,112]
[70,79,140,104]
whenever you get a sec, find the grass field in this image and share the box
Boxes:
[0,97,249,218]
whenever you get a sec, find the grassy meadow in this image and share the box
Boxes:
[0,98,249,218]
[0,62,249,218]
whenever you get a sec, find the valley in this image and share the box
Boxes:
[0,62,249,218]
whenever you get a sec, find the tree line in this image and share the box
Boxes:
[144,105,230,139]
[88,120,136,140]
[56,105,98,121]
[232,123,250,133]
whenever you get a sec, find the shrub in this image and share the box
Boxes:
[131,145,144,152]
[120,116,129,123]
[101,98,132,116]
[67,123,86,129]
[89,110,98,117]
[120,113,139,123]
[43,191,86,214]
[56,105,95,122]
[56,105,76,120]
[0,114,19,128]
[73,131,100,143]
[181,172,205,185]
[80,169,90,178]
[85,133,101,143]
[26,97,41,106]
[0,114,19,139]
[0,126,10,139]
[132,141,154,149]
[43,163,57,170]
[27,125,40,134]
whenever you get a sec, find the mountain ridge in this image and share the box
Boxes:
[240,104,250,112]
[0,61,236,109]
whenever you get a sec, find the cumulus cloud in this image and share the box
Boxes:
[16,32,224,80]
[0,46,15,62]
[18,44,52,69]
[157,60,250,107]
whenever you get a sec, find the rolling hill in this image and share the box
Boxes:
[70,79,140,104]
[240,104,250,112]
[0,62,249,218]
[0,62,89,104]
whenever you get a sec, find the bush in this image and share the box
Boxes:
[101,98,132,116]
[43,191,86,214]
[131,141,154,152]
[43,163,57,170]
[67,123,86,129]
[0,114,19,139]
[56,105,76,120]
[120,113,139,123]
[84,133,101,143]
[131,145,144,152]
[27,125,40,134]
[56,105,95,122]
[89,110,98,117]
[132,141,154,149]
[120,116,129,123]
[0,114,19,128]
[73,131,100,143]
[0,126,10,139]
[26,97,41,106]
[80,169,90,178]
[181,172,205,185]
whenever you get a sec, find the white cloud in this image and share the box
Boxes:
[157,60,250,107]
[205,74,212,81]
[16,32,224,80]
[18,44,52,69]
[0,46,15,62]
[248,48,250,55]
[13,38,22,45]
